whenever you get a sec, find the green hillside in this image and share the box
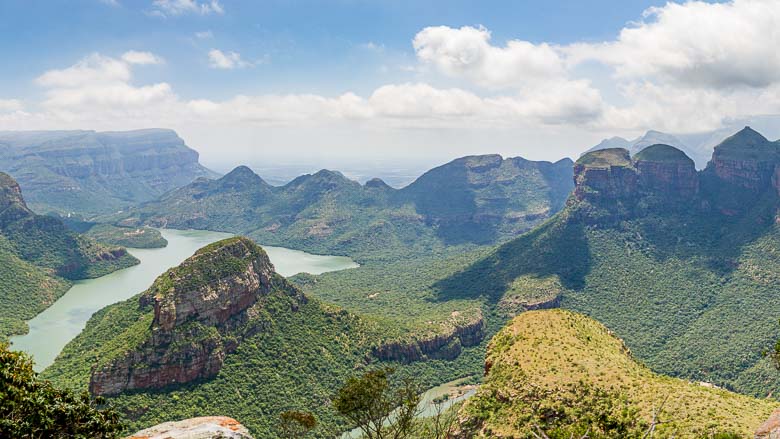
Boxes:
[437,131,780,399]
[43,237,483,437]
[116,155,573,262]
[0,172,138,338]
[459,310,777,438]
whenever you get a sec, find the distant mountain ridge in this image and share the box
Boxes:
[0,172,138,338]
[0,129,217,216]
[438,127,780,399]
[115,154,574,261]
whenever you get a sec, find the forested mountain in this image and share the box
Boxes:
[0,129,217,216]
[438,127,780,398]
[44,237,452,437]
[115,155,573,261]
[458,310,776,438]
[0,172,138,338]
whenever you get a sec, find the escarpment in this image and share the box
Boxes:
[705,127,780,191]
[89,237,306,396]
[372,311,485,363]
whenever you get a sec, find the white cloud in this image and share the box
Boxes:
[151,0,224,17]
[413,25,566,89]
[0,99,23,112]
[35,52,173,110]
[208,49,249,69]
[121,50,164,65]
[195,30,213,39]
[567,0,780,89]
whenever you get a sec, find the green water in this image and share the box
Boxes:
[10,228,358,371]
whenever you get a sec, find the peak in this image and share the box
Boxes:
[722,126,769,145]
[712,127,778,161]
[312,169,346,179]
[634,144,694,164]
[219,166,266,187]
[576,148,633,168]
[364,177,391,189]
[224,165,258,178]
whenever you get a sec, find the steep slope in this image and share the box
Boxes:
[437,129,780,398]
[0,129,216,215]
[118,155,573,261]
[458,310,777,438]
[0,172,138,338]
[44,237,394,436]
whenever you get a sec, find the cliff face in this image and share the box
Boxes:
[634,144,699,198]
[0,129,216,215]
[706,127,780,191]
[89,237,305,396]
[372,311,485,363]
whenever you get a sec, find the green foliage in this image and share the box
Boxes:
[279,410,317,438]
[115,156,573,262]
[576,148,633,168]
[0,341,122,438]
[634,144,694,163]
[334,367,421,439]
[0,173,138,338]
[82,224,167,249]
[459,310,775,438]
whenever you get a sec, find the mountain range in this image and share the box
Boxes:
[114,154,574,261]
[0,172,138,338]
[442,127,780,398]
[0,129,216,216]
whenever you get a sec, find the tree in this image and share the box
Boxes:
[0,342,122,438]
[279,410,317,438]
[333,367,421,439]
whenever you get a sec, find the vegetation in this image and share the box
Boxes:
[113,155,573,262]
[0,129,216,216]
[635,143,695,163]
[82,223,167,249]
[334,367,421,439]
[575,148,633,168]
[0,172,138,338]
[0,341,122,438]
[459,310,777,438]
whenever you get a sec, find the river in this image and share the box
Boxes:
[10,228,359,371]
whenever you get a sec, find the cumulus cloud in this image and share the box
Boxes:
[151,0,224,17]
[208,49,249,69]
[567,0,780,89]
[414,25,565,89]
[35,52,173,110]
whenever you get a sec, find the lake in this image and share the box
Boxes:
[10,228,358,371]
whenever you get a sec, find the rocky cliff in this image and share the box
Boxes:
[0,129,216,215]
[89,237,305,396]
[372,311,485,363]
[573,148,637,204]
[634,144,699,198]
[705,127,780,191]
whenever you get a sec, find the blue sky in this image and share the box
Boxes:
[0,0,776,170]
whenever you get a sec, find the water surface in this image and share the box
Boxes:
[11,229,358,370]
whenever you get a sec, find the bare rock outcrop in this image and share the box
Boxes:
[755,408,780,439]
[125,416,253,439]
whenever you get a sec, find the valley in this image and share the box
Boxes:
[10,228,358,371]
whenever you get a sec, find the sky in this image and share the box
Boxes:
[2,0,780,172]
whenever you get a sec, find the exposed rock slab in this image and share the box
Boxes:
[126,416,253,439]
